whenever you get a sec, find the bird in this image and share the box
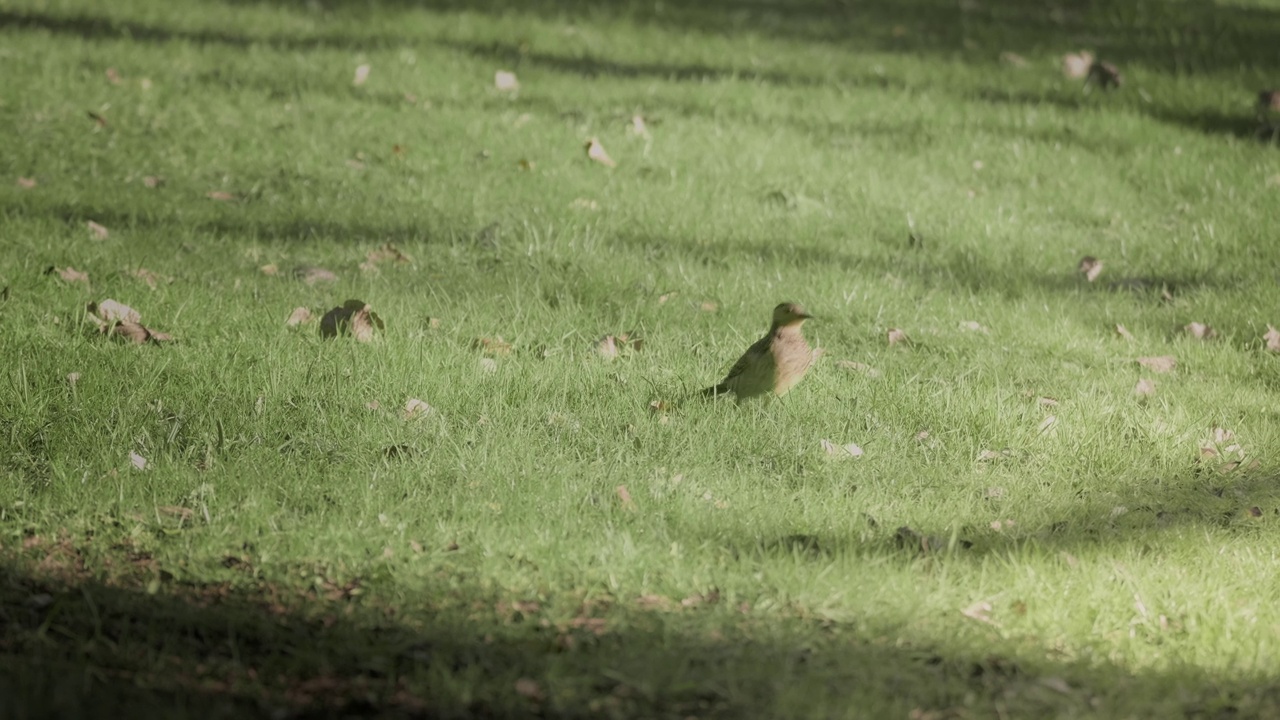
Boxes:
[703,302,816,400]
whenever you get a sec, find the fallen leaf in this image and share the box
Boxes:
[616,485,636,511]
[648,399,671,414]
[49,266,89,284]
[142,175,162,188]
[88,299,141,327]
[365,243,412,266]
[67,372,81,387]
[1037,396,1059,408]
[820,438,864,459]
[977,449,1007,462]
[1184,322,1216,340]
[887,328,908,346]
[157,505,193,520]
[494,70,519,92]
[1134,378,1156,397]
[427,317,442,329]
[87,220,109,240]
[1037,415,1057,433]
[403,398,433,419]
[835,360,881,377]
[260,264,280,276]
[681,589,720,608]
[1062,51,1094,79]
[636,594,673,611]
[517,158,535,171]
[1266,325,1280,352]
[319,299,384,342]
[365,400,381,410]
[17,177,36,189]
[478,357,498,373]
[1115,324,1135,341]
[658,291,678,304]
[1077,256,1103,282]
[409,540,424,553]
[1137,356,1176,373]
[285,307,313,326]
[569,197,598,211]
[699,300,719,313]
[513,678,543,702]
[629,114,649,137]
[87,110,108,127]
[597,335,619,360]
[297,266,338,285]
[1086,60,1123,89]
[473,337,512,355]
[129,268,169,289]
[206,190,235,201]
[584,137,616,167]
[353,64,371,86]
[113,321,173,344]
[960,600,994,624]
[959,320,989,334]
[105,67,122,85]
[999,51,1028,67]
[130,452,148,471]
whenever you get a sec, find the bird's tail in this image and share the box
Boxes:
[702,384,730,398]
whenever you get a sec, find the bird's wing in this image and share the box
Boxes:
[721,336,770,381]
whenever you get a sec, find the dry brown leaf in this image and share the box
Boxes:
[206,190,235,201]
[87,220,109,240]
[319,299,383,342]
[999,51,1028,67]
[353,64,371,86]
[616,485,636,511]
[569,197,598,211]
[17,176,36,189]
[1184,322,1216,340]
[365,243,412,265]
[1266,325,1280,352]
[513,678,543,702]
[1137,356,1176,373]
[584,137,616,167]
[698,300,718,313]
[887,328,908,346]
[494,70,519,92]
[1037,396,1059,408]
[130,451,148,471]
[130,268,169,289]
[835,360,881,377]
[478,357,498,373]
[959,320,989,334]
[473,336,512,355]
[630,114,649,137]
[89,299,141,326]
[820,438,864,459]
[67,372,81,388]
[636,594,673,611]
[142,175,162,188]
[648,399,671,414]
[658,291,677,305]
[1077,256,1103,282]
[105,67,122,85]
[1087,61,1123,89]
[1037,415,1057,433]
[113,321,172,344]
[260,263,280,276]
[1062,51,1095,79]
[49,266,89,284]
[403,398,433,419]
[285,307,313,326]
[1115,324,1135,341]
[1134,378,1156,397]
[977,449,1009,462]
[960,600,994,624]
[297,266,338,285]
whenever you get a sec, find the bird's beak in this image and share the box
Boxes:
[797,312,815,320]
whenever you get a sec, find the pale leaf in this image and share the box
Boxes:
[1115,324,1134,341]
[1134,378,1156,397]
[286,307,313,326]
[1077,256,1103,282]
[1266,325,1280,352]
[887,328,908,346]
[1184,322,1215,340]
[130,451,148,471]
[960,600,994,624]
[353,64,371,86]
[87,220,109,240]
[494,70,519,92]
[403,398,433,419]
[584,137,616,167]
[1137,356,1176,373]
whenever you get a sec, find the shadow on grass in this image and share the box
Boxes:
[1,534,1276,719]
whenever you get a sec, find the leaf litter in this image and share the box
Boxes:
[319,300,383,342]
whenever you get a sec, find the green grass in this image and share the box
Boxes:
[3,0,1280,717]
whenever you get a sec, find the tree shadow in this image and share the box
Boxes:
[1,533,1277,719]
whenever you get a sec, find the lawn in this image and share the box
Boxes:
[3,0,1280,717]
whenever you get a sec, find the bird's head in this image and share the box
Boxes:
[772,302,813,327]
